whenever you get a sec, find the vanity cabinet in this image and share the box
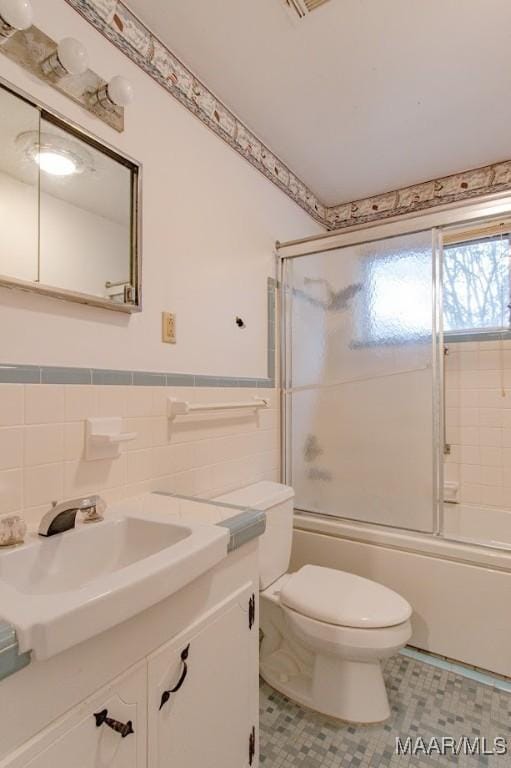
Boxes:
[0,586,259,768]
[0,663,147,768]
[148,585,258,768]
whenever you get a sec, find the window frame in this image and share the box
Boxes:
[442,230,511,344]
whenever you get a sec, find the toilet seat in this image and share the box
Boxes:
[280,565,412,629]
[282,606,412,660]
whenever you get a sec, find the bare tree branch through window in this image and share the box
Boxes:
[443,237,511,334]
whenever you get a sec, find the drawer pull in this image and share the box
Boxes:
[159,643,190,710]
[94,709,134,738]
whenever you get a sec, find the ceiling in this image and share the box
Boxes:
[126,0,511,207]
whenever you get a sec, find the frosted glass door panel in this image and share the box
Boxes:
[286,231,437,532]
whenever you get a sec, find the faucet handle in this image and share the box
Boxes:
[81,494,106,524]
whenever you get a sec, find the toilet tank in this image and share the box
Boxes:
[214,482,295,590]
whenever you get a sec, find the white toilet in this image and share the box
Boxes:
[215,481,412,724]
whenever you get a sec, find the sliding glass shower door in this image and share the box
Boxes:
[282,230,441,533]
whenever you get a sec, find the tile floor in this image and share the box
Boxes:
[259,655,511,767]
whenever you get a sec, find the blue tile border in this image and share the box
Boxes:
[152,491,266,552]
[0,365,41,384]
[0,279,277,388]
[41,366,92,385]
[0,366,276,388]
[92,369,132,386]
[0,621,30,682]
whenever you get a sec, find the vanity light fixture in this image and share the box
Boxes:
[0,23,126,131]
[41,36,88,78]
[0,0,33,43]
[91,75,134,111]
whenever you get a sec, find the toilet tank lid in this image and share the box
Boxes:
[215,482,294,510]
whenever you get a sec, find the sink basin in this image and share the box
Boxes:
[0,517,191,595]
[0,498,229,660]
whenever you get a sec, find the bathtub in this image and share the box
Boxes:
[291,510,511,677]
[443,502,511,550]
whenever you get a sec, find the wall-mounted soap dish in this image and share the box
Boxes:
[85,417,136,460]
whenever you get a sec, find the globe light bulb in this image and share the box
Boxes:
[0,0,33,43]
[106,76,134,107]
[56,37,88,76]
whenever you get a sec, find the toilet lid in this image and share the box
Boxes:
[280,565,412,628]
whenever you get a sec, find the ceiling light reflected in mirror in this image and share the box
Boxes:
[15,130,94,177]
[35,150,76,177]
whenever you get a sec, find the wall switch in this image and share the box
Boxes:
[162,312,176,343]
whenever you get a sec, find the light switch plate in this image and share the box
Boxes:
[162,312,176,343]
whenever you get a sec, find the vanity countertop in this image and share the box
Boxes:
[0,492,265,681]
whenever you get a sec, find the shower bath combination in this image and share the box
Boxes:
[278,194,511,677]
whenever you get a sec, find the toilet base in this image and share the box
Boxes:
[261,651,391,724]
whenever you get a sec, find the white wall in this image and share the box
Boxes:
[40,187,129,297]
[0,171,128,297]
[0,172,38,282]
[0,0,321,377]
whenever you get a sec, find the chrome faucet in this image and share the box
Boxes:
[38,495,106,537]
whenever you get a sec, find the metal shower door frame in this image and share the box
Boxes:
[277,191,511,535]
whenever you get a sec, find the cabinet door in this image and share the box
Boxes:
[0,662,147,768]
[148,584,258,768]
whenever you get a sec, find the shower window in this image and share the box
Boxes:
[443,231,511,340]
[355,249,432,345]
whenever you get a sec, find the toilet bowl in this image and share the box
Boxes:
[262,566,411,722]
[215,482,412,723]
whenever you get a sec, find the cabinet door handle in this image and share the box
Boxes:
[94,709,134,738]
[159,643,190,711]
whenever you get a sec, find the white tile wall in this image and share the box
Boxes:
[445,340,511,509]
[0,384,280,528]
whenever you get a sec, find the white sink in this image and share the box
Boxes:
[0,497,229,660]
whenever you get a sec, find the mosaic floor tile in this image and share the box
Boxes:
[259,655,511,767]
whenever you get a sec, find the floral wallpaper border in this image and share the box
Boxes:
[325,160,511,231]
[66,0,511,233]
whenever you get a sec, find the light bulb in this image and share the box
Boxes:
[91,75,134,112]
[41,36,88,78]
[0,0,33,43]
[107,76,134,107]
[36,150,77,176]
[57,37,88,76]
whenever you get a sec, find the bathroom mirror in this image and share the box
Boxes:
[0,79,141,312]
